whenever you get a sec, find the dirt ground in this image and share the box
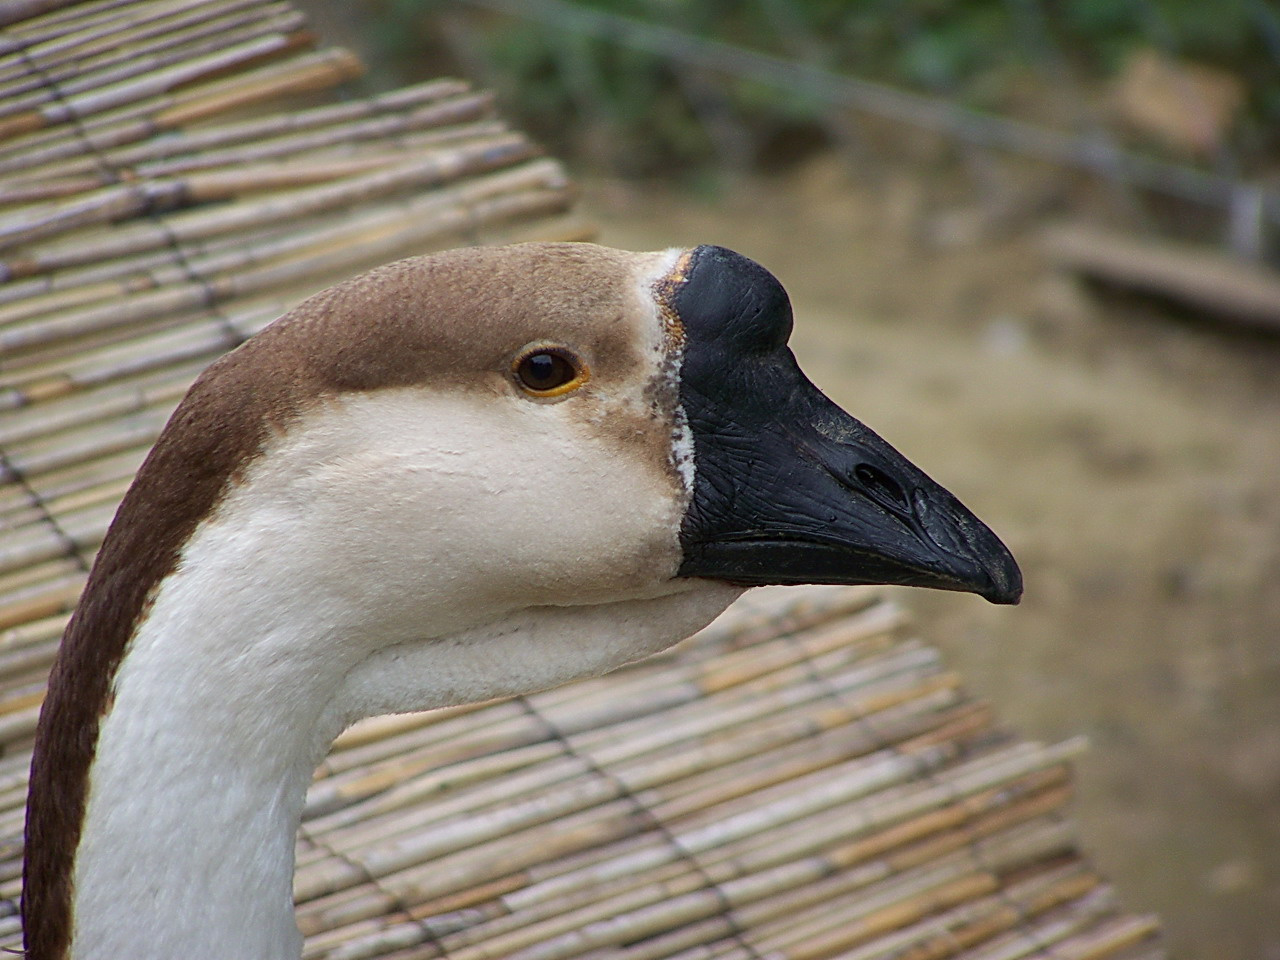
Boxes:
[586,159,1280,960]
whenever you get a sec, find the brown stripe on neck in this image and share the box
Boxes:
[20,253,435,956]
[19,262,373,955]
[20,341,300,959]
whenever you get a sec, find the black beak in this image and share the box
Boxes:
[667,246,1022,605]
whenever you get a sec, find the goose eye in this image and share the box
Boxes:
[513,347,588,397]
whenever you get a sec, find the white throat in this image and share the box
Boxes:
[69,387,739,959]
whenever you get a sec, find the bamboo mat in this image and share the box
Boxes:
[0,2,1163,958]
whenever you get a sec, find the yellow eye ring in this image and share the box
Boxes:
[511,345,589,398]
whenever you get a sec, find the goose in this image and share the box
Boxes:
[22,242,1020,960]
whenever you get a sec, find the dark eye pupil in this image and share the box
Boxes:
[518,352,574,391]
[527,354,557,384]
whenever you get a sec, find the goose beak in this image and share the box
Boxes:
[668,245,1021,605]
[676,359,1022,603]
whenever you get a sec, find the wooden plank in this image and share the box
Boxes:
[1041,223,1280,333]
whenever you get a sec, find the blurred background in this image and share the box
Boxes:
[302,2,1279,957]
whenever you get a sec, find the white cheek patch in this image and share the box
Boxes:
[633,248,697,499]
[669,395,696,498]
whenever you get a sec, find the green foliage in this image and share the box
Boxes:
[368,0,1279,174]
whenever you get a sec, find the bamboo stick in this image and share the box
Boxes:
[31,471,131,526]
[329,709,494,755]
[0,477,37,523]
[589,864,1089,960]
[318,701,531,780]
[504,764,1067,931]
[565,641,929,766]
[0,0,297,78]
[0,120,508,253]
[943,889,1124,960]
[0,46,364,176]
[1037,914,1162,960]
[2,0,291,85]
[0,5,306,108]
[0,633,62,686]
[0,179,189,251]
[2,305,282,402]
[0,0,85,30]
[2,395,177,481]
[353,819,1076,960]
[0,152,557,335]
[636,682,966,823]
[373,778,1073,960]
[758,872,1002,959]
[0,133,534,283]
[0,490,113,576]
[0,603,89,660]
[711,874,1104,960]
[303,742,860,921]
[749,808,1076,951]
[0,30,309,140]
[0,227,269,306]
[496,745,1078,935]
[0,176,106,204]
[851,867,1103,960]
[0,1,296,77]
[305,676,956,868]
[0,694,42,745]
[307,686,819,870]
[740,821,1076,956]
[0,554,80,602]
[323,798,651,933]
[618,674,948,819]
[0,577,80,633]
[156,44,362,126]
[0,523,78,579]
[0,750,33,784]
[2,0,243,50]
[128,94,497,178]
[0,362,194,445]
[0,77,471,179]
[690,762,1062,892]
[484,211,599,246]
[304,642,931,850]
[15,445,150,514]
[301,743,956,912]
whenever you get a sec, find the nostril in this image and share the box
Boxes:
[853,463,909,513]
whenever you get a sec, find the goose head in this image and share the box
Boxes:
[24,241,1019,960]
